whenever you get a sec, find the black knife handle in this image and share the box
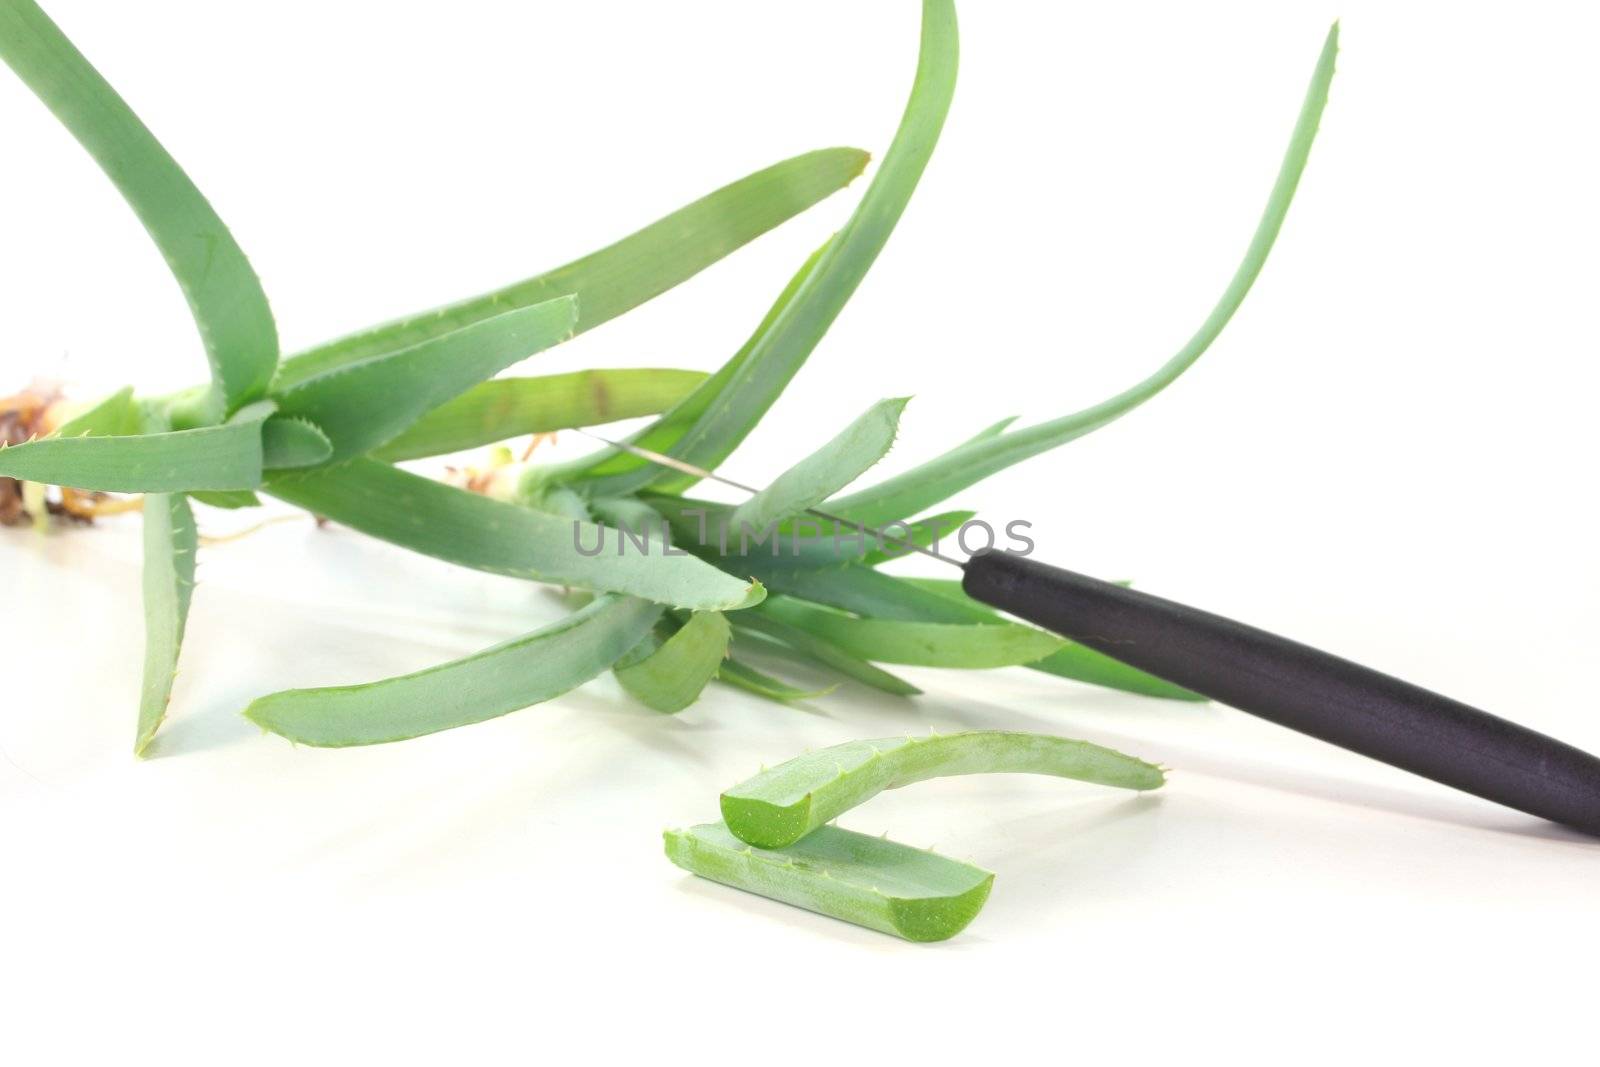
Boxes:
[962,549,1600,837]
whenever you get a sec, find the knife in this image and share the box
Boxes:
[576,429,1600,839]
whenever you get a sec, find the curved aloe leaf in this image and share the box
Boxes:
[0,400,273,492]
[135,492,197,755]
[826,22,1341,526]
[565,0,959,497]
[260,416,332,470]
[274,297,577,462]
[244,595,661,746]
[614,610,731,714]
[722,731,1164,849]
[0,0,278,412]
[372,368,708,462]
[728,397,907,535]
[264,459,763,611]
[730,611,920,696]
[273,148,870,389]
[665,822,992,943]
[756,597,1064,668]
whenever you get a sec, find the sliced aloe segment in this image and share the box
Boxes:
[722,731,1164,849]
[664,821,993,943]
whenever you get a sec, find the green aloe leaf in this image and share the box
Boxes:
[564,0,959,497]
[0,400,273,492]
[730,611,920,696]
[903,577,1205,701]
[826,22,1340,526]
[53,387,140,438]
[614,610,731,714]
[260,416,333,470]
[134,491,197,755]
[372,368,708,462]
[757,596,1064,668]
[189,490,261,510]
[272,148,870,389]
[274,297,577,462]
[728,397,908,536]
[0,0,278,412]
[665,822,993,943]
[716,657,832,704]
[722,731,1165,849]
[244,595,661,746]
[264,458,763,611]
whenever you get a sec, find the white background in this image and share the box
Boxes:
[3,0,1597,1061]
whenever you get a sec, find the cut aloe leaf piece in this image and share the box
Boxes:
[722,731,1164,849]
[273,147,869,389]
[134,492,197,755]
[372,368,708,462]
[614,610,731,714]
[665,821,992,943]
[264,458,763,611]
[728,397,908,534]
[244,595,661,746]
[273,296,577,462]
[0,400,274,492]
[825,22,1340,526]
[0,0,278,412]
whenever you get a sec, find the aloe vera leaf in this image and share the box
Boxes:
[261,416,332,469]
[902,577,1206,701]
[826,22,1340,527]
[274,297,577,462]
[272,148,869,390]
[723,731,1164,849]
[134,491,197,755]
[263,458,763,611]
[730,612,921,696]
[52,387,140,437]
[243,595,661,746]
[0,0,278,412]
[189,489,261,510]
[0,400,273,492]
[566,0,959,497]
[371,368,707,462]
[727,397,908,536]
[757,597,1064,668]
[665,822,992,942]
[857,510,975,566]
[716,657,833,704]
[614,610,731,714]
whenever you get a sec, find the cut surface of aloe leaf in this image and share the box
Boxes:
[665,822,992,943]
[728,397,908,534]
[0,400,273,492]
[825,22,1340,527]
[564,0,958,497]
[273,147,869,389]
[372,368,707,462]
[274,297,577,462]
[0,0,278,411]
[135,491,197,755]
[722,731,1165,849]
[614,610,731,714]
[264,459,763,611]
[244,595,661,746]
[757,596,1064,668]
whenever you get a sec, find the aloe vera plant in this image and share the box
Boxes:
[667,731,1164,941]
[3,0,1339,752]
